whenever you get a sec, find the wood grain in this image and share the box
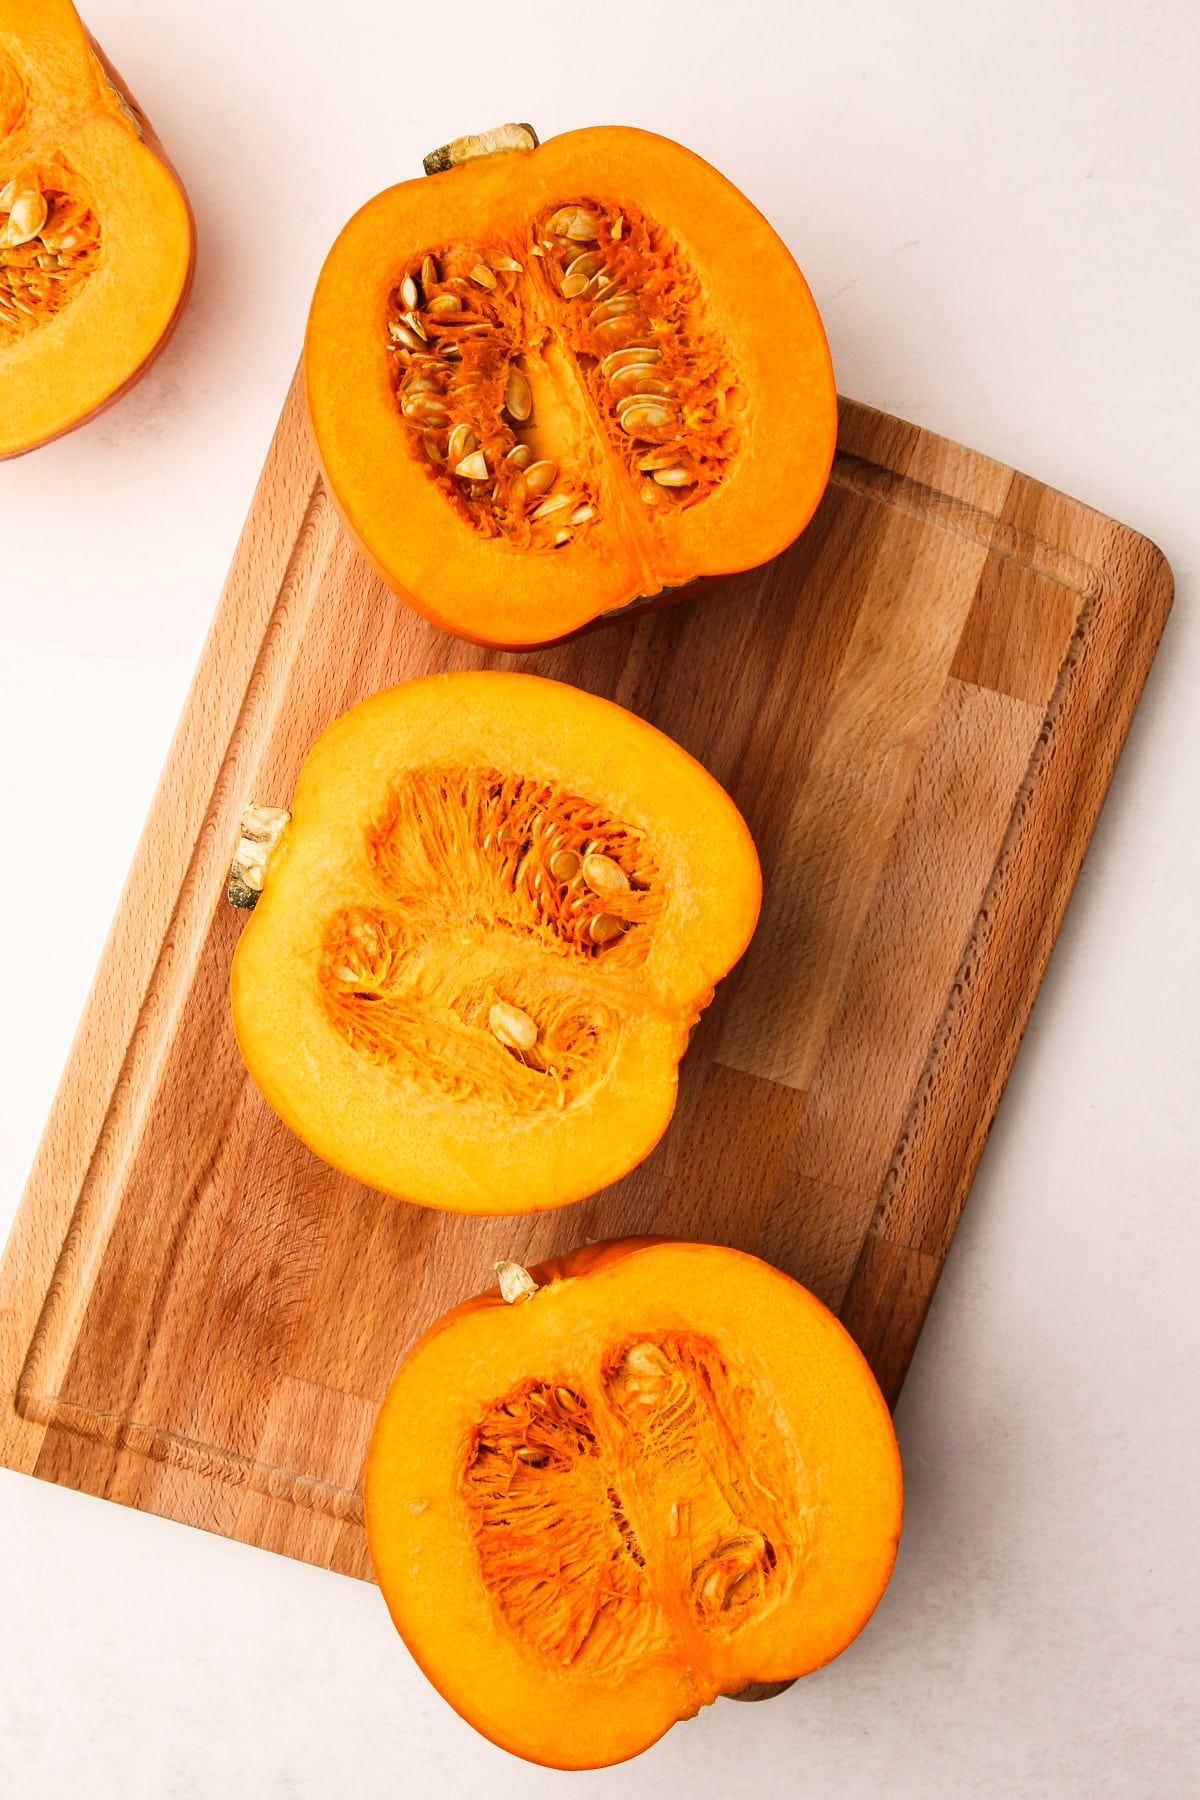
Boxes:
[0,377,1172,1578]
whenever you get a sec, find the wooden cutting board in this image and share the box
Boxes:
[0,376,1171,1580]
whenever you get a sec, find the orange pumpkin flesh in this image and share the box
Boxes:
[230,673,760,1214]
[365,1239,903,1769]
[0,0,194,458]
[304,125,836,647]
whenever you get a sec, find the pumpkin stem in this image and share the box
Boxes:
[227,802,291,909]
[423,124,539,177]
[494,1259,539,1305]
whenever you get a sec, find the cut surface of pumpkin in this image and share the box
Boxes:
[229,674,760,1213]
[365,1239,903,1768]
[304,124,836,646]
[0,0,193,457]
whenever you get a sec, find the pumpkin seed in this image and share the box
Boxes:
[554,1387,580,1411]
[619,400,674,435]
[402,396,450,427]
[530,492,572,519]
[401,309,427,341]
[426,294,460,318]
[609,364,671,398]
[601,345,662,377]
[582,851,629,894]
[625,1342,672,1377]
[549,206,601,242]
[589,912,628,944]
[504,366,532,422]
[400,274,419,310]
[0,179,16,209]
[549,849,580,880]
[469,262,497,288]
[654,467,695,486]
[700,1567,726,1606]
[448,423,479,465]
[389,322,424,353]
[489,999,538,1051]
[422,433,445,463]
[636,444,687,470]
[562,248,605,286]
[591,293,639,321]
[2,189,47,248]
[569,504,595,525]
[455,450,489,481]
[524,460,557,496]
[491,253,523,272]
[505,442,532,468]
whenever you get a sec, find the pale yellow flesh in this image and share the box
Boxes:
[231,673,761,1213]
[366,1242,903,1768]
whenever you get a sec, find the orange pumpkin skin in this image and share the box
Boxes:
[304,125,836,648]
[229,673,761,1214]
[0,0,195,458]
[365,1239,903,1769]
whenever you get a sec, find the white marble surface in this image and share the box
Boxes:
[2,1,1197,1794]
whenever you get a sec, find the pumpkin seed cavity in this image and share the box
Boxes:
[383,198,745,548]
[318,765,665,1114]
[464,1334,803,1674]
[0,164,101,345]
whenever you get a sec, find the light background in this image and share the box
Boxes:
[1,1,1197,1795]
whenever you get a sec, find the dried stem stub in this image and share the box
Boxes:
[228,803,291,908]
[495,1260,539,1304]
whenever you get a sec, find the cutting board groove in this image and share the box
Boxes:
[0,377,1171,1577]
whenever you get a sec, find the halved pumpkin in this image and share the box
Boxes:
[304,123,836,647]
[0,0,194,458]
[366,1238,903,1768]
[229,673,760,1213]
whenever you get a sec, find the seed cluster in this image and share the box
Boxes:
[386,248,597,549]
[0,164,101,344]
[384,198,743,547]
[463,1335,802,1672]
[316,765,665,1114]
[463,1381,665,1672]
[536,200,743,510]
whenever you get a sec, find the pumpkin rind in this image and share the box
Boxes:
[365,1239,903,1768]
[304,125,836,647]
[0,0,194,457]
[230,673,761,1214]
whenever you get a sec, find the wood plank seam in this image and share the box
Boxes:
[841,548,1173,1399]
[830,452,1104,600]
[16,1387,363,1521]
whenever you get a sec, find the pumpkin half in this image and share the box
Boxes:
[304,123,836,647]
[365,1239,903,1769]
[0,0,194,458]
[229,673,760,1213]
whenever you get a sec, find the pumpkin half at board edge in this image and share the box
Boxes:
[365,1238,903,1769]
[229,672,761,1214]
[0,0,194,458]
[304,122,836,647]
